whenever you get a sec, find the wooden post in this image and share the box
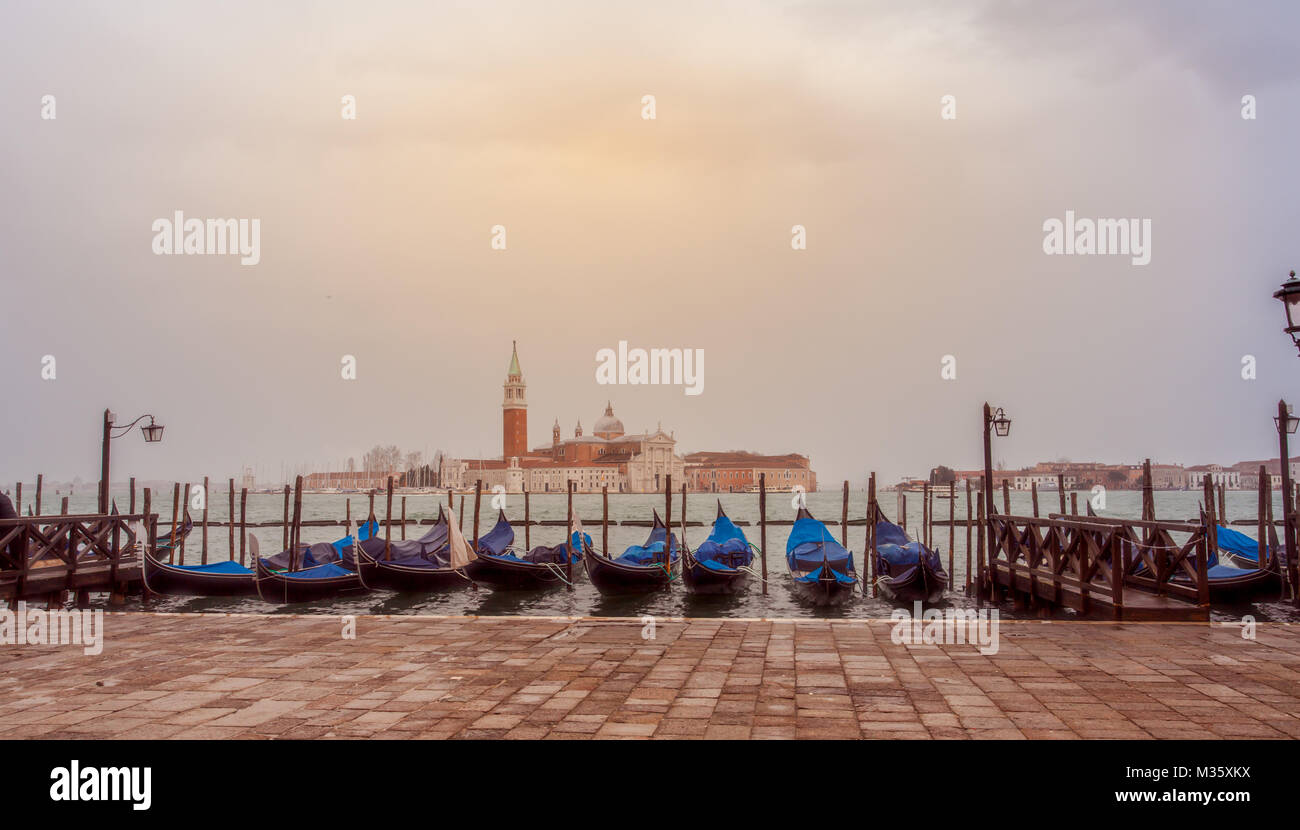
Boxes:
[900,494,907,533]
[282,485,290,550]
[922,482,929,547]
[201,476,209,565]
[400,497,407,540]
[128,477,135,514]
[1218,482,1226,524]
[1070,492,1078,515]
[35,474,43,516]
[602,485,609,557]
[680,483,688,578]
[180,481,190,563]
[1258,464,1268,571]
[664,474,673,570]
[61,496,69,515]
[227,479,235,560]
[964,479,972,594]
[472,480,482,550]
[976,491,986,603]
[1056,473,1066,514]
[169,483,179,564]
[1002,481,1011,515]
[368,489,376,518]
[239,487,248,566]
[840,480,849,548]
[459,496,465,531]
[948,480,955,582]
[1142,459,1155,522]
[1030,482,1039,518]
[759,473,768,594]
[565,480,574,589]
[385,476,394,560]
[524,485,531,550]
[867,473,877,597]
[291,475,303,570]
[15,482,20,516]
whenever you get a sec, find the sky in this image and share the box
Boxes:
[2,0,1300,487]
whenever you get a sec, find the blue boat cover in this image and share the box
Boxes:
[615,522,678,567]
[476,515,516,556]
[173,560,253,575]
[1216,524,1268,565]
[281,562,354,580]
[693,513,753,572]
[264,519,379,570]
[487,533,590,565]
[874,515,944,572]
[786,513,855,581]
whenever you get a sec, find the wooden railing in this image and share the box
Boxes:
[0,513,154,598]
[984,513,1209,614]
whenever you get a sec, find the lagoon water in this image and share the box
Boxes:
[31,484,1299,621]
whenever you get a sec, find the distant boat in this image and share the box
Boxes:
[785,507,856,606]
[682,502,754,595]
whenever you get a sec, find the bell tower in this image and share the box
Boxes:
[502,341,527,460]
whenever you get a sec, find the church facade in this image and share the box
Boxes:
[439,344,685,493]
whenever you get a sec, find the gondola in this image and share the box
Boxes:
[155,514,194,558]
[465,519,591,590]
[871,504,948,604]
[254,520,377,604]
[1165,519,1283,602]
[682,502,754,595]
[140,514,258,596]
[786,507,856,606]
[348,507,483,592]
[584,510,679,594]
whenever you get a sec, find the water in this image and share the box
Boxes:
[13,483,1298,621]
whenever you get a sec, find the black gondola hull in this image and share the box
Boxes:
[789,575,855,607]
[254,558,368,604]
[353,551,469,592]
[682,559,748,595]
[465,555,577,590]
[142,550,256,597]
[877,560,949,605]
[584,548,676,594]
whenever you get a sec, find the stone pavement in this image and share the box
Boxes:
[1,613,1299,739]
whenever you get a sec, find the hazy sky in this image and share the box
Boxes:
[3,0,1300,487]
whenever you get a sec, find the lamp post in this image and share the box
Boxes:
[100,409,164,514]
[981,402,1011,597]
[1273,271,1300,354]
[1276,400,1299,605]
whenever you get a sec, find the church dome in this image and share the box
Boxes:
[593,402,624,438]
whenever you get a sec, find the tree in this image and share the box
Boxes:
[930,465,956,485]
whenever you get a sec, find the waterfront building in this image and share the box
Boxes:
[684,451,818,493]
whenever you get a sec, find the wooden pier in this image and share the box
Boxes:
[0,513,150,605]
[981,513,1210,621]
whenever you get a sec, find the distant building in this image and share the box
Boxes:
[684,451,818,493]
[440,344,684,493]
[1185,464,1240,489]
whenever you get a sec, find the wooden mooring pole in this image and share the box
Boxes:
[524,485,531,550]
[169,483,179,564]
[759,473,767,595]
[948,480,955,582]
[239,487,248,566]
[602,485,609,557]
[867,472,877,597]
[472,480,482,551]
[964,479,972,595]
[385,476,394,560]
[201,476,209,565]
[840,480,849,548]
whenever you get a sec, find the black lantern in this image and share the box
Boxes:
[991,407,1011,437]
[141,417,165,442]
[1277,404,1299,435]
[1274,270,1300,352]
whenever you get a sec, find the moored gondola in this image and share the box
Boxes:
[682,502,754,595]
[1165,517,1283,602]
[584,510,679,594]
[348,507,483,592]
[254,520,376,604]
[786,506,856,606]
[872,504,948,604]
[143,518,375,597]
[465,521,590,590]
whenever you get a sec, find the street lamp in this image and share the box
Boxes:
[1274,270,1300,353]
[100,409,164,513]
[981,403,1011,600]
[1276,400,1300,608]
